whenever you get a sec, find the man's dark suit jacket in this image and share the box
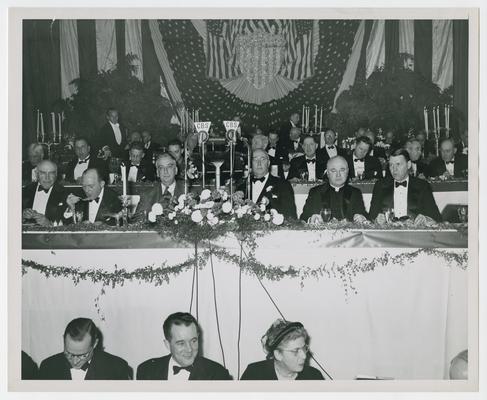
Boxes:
[316,145,348,167]
[288,154,326,181]
[426,154,468,178]
[22,351,38,380]
[237,174,297,220]
[409,159,428,177]
[136,355,231,380]
[22,182,67,223]
[64,156,109,183]
[123,159,156,182]
[137,180,186,215]
[22,161,37,183]
[300,183,367,222]
[369,176,442,222]
[95,122,127,158]
[345,154,382,179]
[67,186,123,223]
[38,350,131,380]
[240,359,324,380]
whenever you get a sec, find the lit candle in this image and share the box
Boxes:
[121,164,127,196]
[51,112,56,137]
[432,107,437,134]
[319,107,323,133]
[424,107,428,139]
[314,104,317,133]
[58,113,62,142]
[302,104,305,132]
[40,113,45,142]
[36,109,40,136]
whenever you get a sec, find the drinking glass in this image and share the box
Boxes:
[383,208,395,223]
[74,211,84,224]
[320,208,332,223]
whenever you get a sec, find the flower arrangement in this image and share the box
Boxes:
[146,189,286,244]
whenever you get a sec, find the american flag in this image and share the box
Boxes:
[205,19,315,81]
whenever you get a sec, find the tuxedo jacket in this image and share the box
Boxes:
[38,350,131,380]
[409,159,428,177]
[22,351,38,380]
[300,183,367,222]
[288,154,326,181]
[123,159,156,182]
[237,174,297,220]
[137,180,186,215]
[344,154,382,179]
[426,154,468,178]
[64,156,109,183]
[240,359,324,380]
[369,176,442,221]
[22,182,68,223]
[316,145,348,166]
[136,355,231,380]
[95,122,127,158]
[68,186,123,223]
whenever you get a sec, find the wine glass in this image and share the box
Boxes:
[383,208,395,223]
[320,208,332,223]
[74,211,84,224]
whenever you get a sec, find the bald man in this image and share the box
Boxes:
[22,160,67,226]
[300,156,367,223]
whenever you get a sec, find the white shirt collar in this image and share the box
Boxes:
[168,356,191,381]
[330,184,345,192]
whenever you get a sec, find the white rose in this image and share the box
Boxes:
[151,203,163,216]
[236,209,245,219]
[254,213,261,221]
[269,208,278,216]
[168,212,176,220]
[264,214,271,222]
[272,213,284,226]
[221,201,232,213]
[207,210,214,220]
[200,189,212,201]
[260,204,266,212]
[208,217,219,226]
[148,211,157,223]
[174,220,178,225]
[191,210,203,223]
[178,194,186,205]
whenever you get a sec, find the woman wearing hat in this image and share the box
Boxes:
[240,319,324,380]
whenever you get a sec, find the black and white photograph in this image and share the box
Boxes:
[7,5,481,395]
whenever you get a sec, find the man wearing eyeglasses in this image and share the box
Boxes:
[136,312,231,380]
[38,318,131,380]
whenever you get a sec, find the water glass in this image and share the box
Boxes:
[320,208,332,223]
[383,208,395,223]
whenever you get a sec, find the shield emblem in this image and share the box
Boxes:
[235,30,286,90]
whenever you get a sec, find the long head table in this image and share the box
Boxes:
[21,227,467,381]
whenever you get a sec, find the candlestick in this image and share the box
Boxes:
[436,106,440,135]
[51,112,56,137]
[121,164,127,196]
[184,140,188,196]
[40,113,45,142]
[302,105,305,133]
[432,107,437,134]
[319,107,323,133]
[314,104,318,133]
[36,109,40,136]
[59,113,62,142]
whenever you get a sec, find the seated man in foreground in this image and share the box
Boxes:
[137,312,231,380]
[39,317,131,380]
[369,149,441,225]
[300,156,367,224]
[22,160,67,226]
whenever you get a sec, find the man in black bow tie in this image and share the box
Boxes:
[404,138,427,178]
[64,137,109,183]
[124,142,156,183]
[39,318,130,380]
[266,130,288,177]
[65,168,122,224]
[344,136,383,179]
[94,108,127,159]
[427,138,468,178]
[22,160,67,226]
[137,312,231,380]
[369,149,441,225]
[300,156,367,223]
[317,129,347,164]
[288,135,326,182]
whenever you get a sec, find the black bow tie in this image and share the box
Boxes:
[327,145,335,149]
[445,160,454,165]
[354,158,364,163]
[130,164,139,168]
[268,146,276,150]
[173,365,193,375]
[78,158,90,164]
[37,186,50,193]
[252,176,266,183]
[395,180,407,188]
[80,362,90,371]
[89,197,100,203]
[306,159,316,164]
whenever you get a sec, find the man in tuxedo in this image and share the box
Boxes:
[404,138,427,178]
[238,149,296,219]
[64,137,108,183]
[95,108,127,159]
[22,160,67,226]
[266,130,288,177]
[345,136,382,179]
[427,138,468,178]
[22,143,45,183]
[65,168,122,224]
[369,149,441,224]
[125,142,156,183]
[137,312,231,380]
[285,127,305,162]
[300,156,367,223]
[279,112,300,147]
[39,317,130,380]
[137,153,186,216]
[141,129,161,162]
[288,135,326,182]
[317,129,347,165]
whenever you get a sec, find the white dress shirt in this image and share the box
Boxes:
[353,157,365,177]
[88,187,104,223]
[306,158,316,181]
[31,168,37,182]
[393,177,409,218]
[252,173,269,203]
[73,157,90,180]
[325,145,338,158]
[32,184,53,215]
[70,366,89,380]
[167,357,191,381]
[109,121,122,145]
[128,165,139,182]
[267,147,276,158]
[445,159,455,175]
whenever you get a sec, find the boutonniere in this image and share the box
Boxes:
[266,186,273,193]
